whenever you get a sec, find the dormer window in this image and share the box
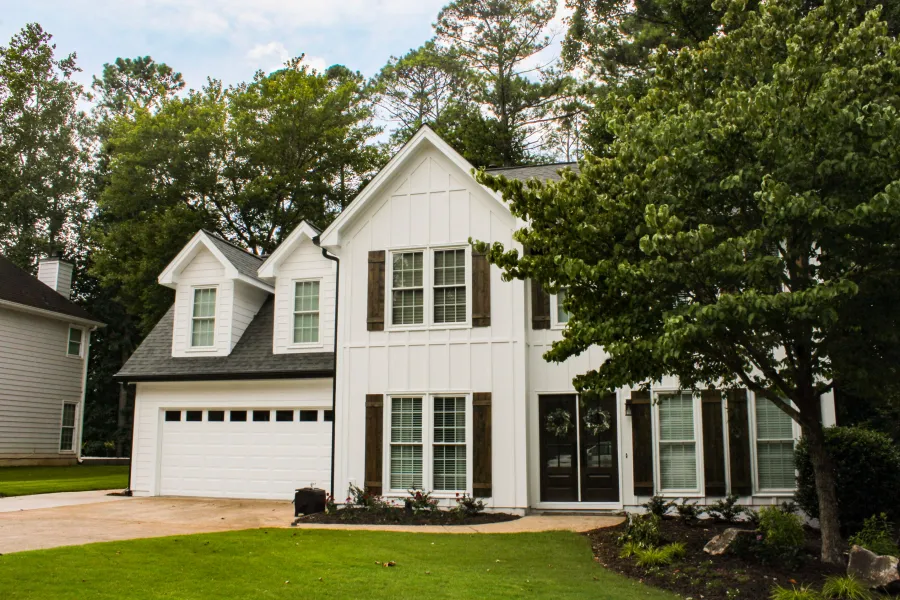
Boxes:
[191,287,217,347]
[293,280,320,344]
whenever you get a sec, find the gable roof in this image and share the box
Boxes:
[485,162,580,182]
[257,221,322,278]
[158,230,272,292]
[116,296,333,382]
[0,254,103,326]
[318,125,506,248]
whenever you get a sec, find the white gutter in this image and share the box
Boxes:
[0,298,105,328]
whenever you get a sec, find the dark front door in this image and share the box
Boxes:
[579,393,620,502]
[539,395,579,502]
[539,393,621,503]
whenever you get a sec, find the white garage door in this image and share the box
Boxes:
[159,408,331,499]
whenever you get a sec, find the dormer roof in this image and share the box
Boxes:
[257,221,322,278]
[158,230,273,292]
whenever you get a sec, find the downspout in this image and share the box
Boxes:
[313,235,339,498]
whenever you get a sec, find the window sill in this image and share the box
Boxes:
[386,323,471,332]
[185,346,218,353]
[657,491,704,498]
[65,353,83,359]
[384,491,468,499]
[287,343,324,349]
[754,489,797,496]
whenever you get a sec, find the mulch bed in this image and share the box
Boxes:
[296,506,521,526]
[587,517,844,600]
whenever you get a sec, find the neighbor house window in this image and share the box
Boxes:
[658,392,698,491]
[67,327,82,356]
[191,287,216,347]
[390,397,423,489]
[433,250,466,324]
[433,397,467,491]
[555,289,571,325]
[755,398,796,490]
[293,280,320,344]
[391,252,424,325]
[60,403,76,451]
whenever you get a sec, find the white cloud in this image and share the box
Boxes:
[300,54,329,73]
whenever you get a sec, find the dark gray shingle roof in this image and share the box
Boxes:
[485,162,580,183]
[202,232,268,285]
[0,254,101,324]
[116,297,333,382]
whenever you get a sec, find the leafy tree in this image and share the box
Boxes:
[91,58,384,331]
[0,23,89,267]
[474,0,900,564]
[374,41,473,147]
[91,56,185,119]
[435,0,563,166]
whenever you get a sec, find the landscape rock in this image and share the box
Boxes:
[848,545,900,591]
[703,528,756,556]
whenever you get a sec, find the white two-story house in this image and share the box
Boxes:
[119,126,836,511]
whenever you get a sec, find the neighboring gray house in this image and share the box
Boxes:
[0,254,104,466]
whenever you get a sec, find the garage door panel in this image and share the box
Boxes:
[159,408,331,499]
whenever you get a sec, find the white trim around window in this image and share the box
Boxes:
[652,390,705,497]
[59,402,77,453]
[750,394,801,495]
[382,392,473,497]
[189,286,218,350]
[290,278,323,348]
[550,289,571,329]
[66,326,84,357]
[385,245,472,331]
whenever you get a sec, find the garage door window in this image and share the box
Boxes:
[253,410,270,422]
[300,410,319,422]
[165,410,181,422]
[208,410,225,421]
[186,411,202,422]
[230,410,247,422]
[276,410,294,422]
[324,410,334,422]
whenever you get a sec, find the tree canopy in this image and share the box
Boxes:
[476,0,900,563]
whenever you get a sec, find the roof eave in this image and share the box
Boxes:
[115,369,335,383]
[0,298,105,328]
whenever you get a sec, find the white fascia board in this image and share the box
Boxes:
[157,231,241,287]
[257,221,320,278]
[0,299,105,328]
[318,125,508,250]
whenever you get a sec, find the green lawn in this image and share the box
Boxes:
[0,465,128,497]
[0,529,676,600]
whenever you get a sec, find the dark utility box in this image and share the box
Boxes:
[293,488,326,516]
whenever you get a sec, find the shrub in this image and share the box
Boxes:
[617,513,662,548]
[676,498,704,522]
[795,426,900,534]
[848,513,900,557]
[405,489,439,514]
[643,495,675,518]
[757,506,806,565]
[708,494,746,523]
[452,493,485,517]
[821,575,872,600]
[324,493,337,514]
[346,484,384,509]
[619,541,641,558]
[664,541,687,560]
[770,584,820,600]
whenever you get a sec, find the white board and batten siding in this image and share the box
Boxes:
[331,146,530,511]
[0,307,88,462]
[272,238,337,354]
[130,379,333,499]
[170,247,267,357]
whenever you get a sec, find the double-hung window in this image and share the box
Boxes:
[60,403,76,451]
[388,395,469,493]
[553,289,571,326]
[67,327,82,356]
[657,392,698,491]
[191,287,216,347]
[293,280,320,344]
[755,398,796,490]
[392,252,424,325]
[433,250,466,324]
[390,397,423,489]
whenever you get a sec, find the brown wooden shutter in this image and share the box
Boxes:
[630,390,654,496]
[701,390,727,496]
[471,251,491,327]
[531,281,551,329]
[472,392,492,498]
[364,394,384,494]
[726,389,753,496]
[367,251,385,332]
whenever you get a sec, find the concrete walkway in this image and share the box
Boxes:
[0,489,130,513]
[0,495,623,554]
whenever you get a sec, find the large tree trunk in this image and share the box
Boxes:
[801,421,843,565]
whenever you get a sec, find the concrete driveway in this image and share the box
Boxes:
[0,495,291,554]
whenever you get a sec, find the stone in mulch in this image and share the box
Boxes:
[704,527,757,555]
[848,545,900,592]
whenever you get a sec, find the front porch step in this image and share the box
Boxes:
[528,509,625,517]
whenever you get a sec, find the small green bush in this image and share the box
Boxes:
[619,541,641,558]
[759,506,805,550]
[617,513,662,548]
[643,495,675,518]
[795,427,900,534]
[664,541,687,560]
[770,584,820,600]
[848,513,899,557]
[676,498,704,522]
[708,494,746,523]
[634,546,674,567]
[821,575,872,600]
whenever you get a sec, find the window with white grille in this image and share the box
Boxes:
[755,398,796,490]
[191,287,216,347]
[293,280,320,344]
[657,392,698,491]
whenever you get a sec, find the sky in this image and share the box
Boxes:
[0,0,567,94]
